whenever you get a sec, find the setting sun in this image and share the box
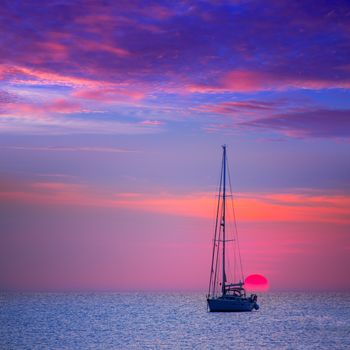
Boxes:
[245,274,269,292]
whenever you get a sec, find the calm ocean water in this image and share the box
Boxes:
[0,292,349,349]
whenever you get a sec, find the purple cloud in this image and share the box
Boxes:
[243,109,350,138]
[1,0,350,136]
[1,0,350,90]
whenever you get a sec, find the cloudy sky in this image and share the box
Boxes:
[1,0,349,291]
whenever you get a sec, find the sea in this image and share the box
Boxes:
[1,292,349,349]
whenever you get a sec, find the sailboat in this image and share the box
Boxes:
[207,145,259,312]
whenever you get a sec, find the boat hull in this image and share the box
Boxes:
[207,297,257,312]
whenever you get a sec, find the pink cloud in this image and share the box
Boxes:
[243,108,350,138]
[47,99,83,114]
[140,120,163,126]
[75,13,116,26]
[74,12,163,35]
[223,70,269,92]
[188,69,350,93]
[36,41,69,61]
[1,64,104,88]
[73,87,145,102]
[194,100,277,116]
[146,5,175,20]
[187,70,269,93]
[77,40,130,57]
[2,182,349,224]
[1,99,84,117]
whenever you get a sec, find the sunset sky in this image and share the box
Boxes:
[1,0,349,292]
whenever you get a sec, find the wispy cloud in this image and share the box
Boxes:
[1,146,138,154]
[0,115,163,135]
[242,109,350,139]
[2,181,349,224]
[139,120,163,126]
[72,87,145,102]
[197,99,350,139]
[188,69,350,94]
[1,64,105,88]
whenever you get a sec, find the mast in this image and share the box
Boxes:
[222,145,226,295]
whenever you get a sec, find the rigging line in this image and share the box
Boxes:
[213,194,223,295]
[227,157,245,282]
[208,153,223,296]
[209,202,221,295]
[229,206,236,283]
[226,237,234,283]
[214,245,221,295]
[228,200,237,283]
[232,216,237,283]
[225,206,234,283]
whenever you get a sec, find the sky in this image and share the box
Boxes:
[0,0,350,292]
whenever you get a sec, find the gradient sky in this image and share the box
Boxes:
[1,0,350,292]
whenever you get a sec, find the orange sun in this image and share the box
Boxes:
[245,274,269,292]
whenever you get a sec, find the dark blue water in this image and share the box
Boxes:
[1,292,349,349]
